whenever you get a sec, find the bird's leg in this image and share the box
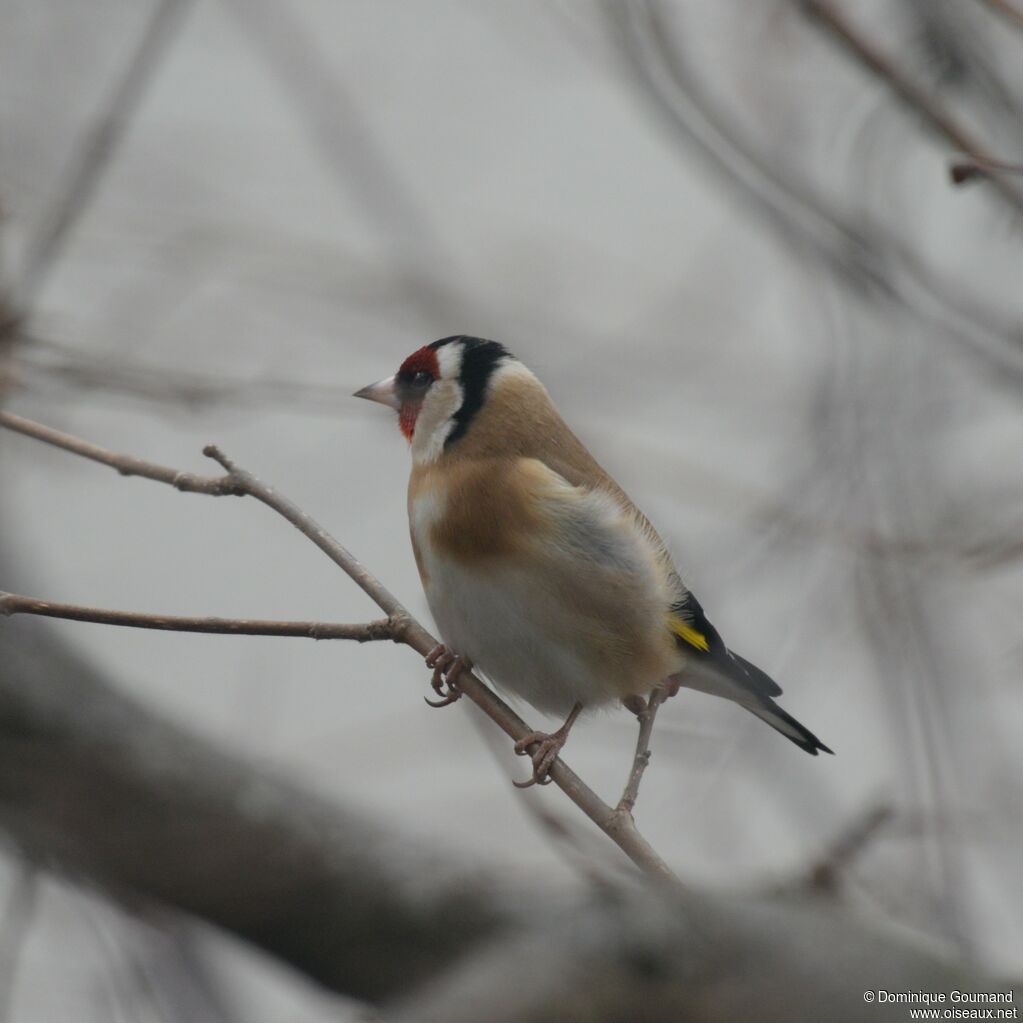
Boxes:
[661,674,681,699]
[513,702,584,788]
[622,694,647,717]
[423,644,470,708]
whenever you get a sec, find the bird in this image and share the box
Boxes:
[355,336,831,785]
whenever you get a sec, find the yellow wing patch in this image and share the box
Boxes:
[668,614,709,652]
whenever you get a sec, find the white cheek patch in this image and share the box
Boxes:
[411,379,463,464]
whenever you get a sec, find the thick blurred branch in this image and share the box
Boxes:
[0,615,997,1020]
[0,614,514,1003]
[0,867,37,1023]
[382,883,995,1023]
[0,410,678,883]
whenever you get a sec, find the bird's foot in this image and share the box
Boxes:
[423,644,469,708]
[512,702,583,788]
[512,730,565,788]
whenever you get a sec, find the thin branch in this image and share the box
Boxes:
[0,591,394,642]
[222,0,458,326]
[800,0,1023,215]
[0,412,680,884]
[616,688,667,816]
[14,332,360,416]
[0,410,240,495]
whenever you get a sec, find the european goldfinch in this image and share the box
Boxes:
[356,336,831,784]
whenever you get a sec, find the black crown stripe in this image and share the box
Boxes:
[429,336,512,449]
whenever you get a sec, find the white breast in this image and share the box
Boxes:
[409,485,676,718]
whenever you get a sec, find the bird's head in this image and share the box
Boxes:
[355,336,518,463]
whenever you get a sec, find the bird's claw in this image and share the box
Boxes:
[424,644,467,708]
[512,730,565,788]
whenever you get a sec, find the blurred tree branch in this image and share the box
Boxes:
[950,156,1023,185]
[0,866,37,1023]
[800,804,895,897]
[221,0,461,327]
[17,0,196,309]
[0,610,999,1020]
[604,0,1023,387]
[11,331,360,416]
[0,613,514,1003]
[379,884,997,1023]
[801,0,1023,213]
[975,0,1023,32]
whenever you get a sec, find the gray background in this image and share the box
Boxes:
[1,1,1021,1018]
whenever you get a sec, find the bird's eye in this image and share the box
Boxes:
[410,370,433,387]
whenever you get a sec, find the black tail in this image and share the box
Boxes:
[669,594,833,756]
[695,650,830,757]
[745,697,833,756]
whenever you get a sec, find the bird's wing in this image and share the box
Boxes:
[520,453,831,753]
[531,443,783,700]
[517,458,668,580]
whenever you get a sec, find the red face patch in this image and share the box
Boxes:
[397,346,441,380]
[399,401,420,441]
[395,346,441,441]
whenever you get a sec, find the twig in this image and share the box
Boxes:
[0,591,394,642]
[800,0,1023,215]
[950,157,1023,186]
[0,410,241,495]
[222,0,457,326]
[18,0,196,306]
[606,1,1023,393]
[616,689,667,816]
[0,411,680,884]
[14,332,361,416]
[804,803,895,895]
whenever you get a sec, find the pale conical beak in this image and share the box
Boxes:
[353,375,400,410]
